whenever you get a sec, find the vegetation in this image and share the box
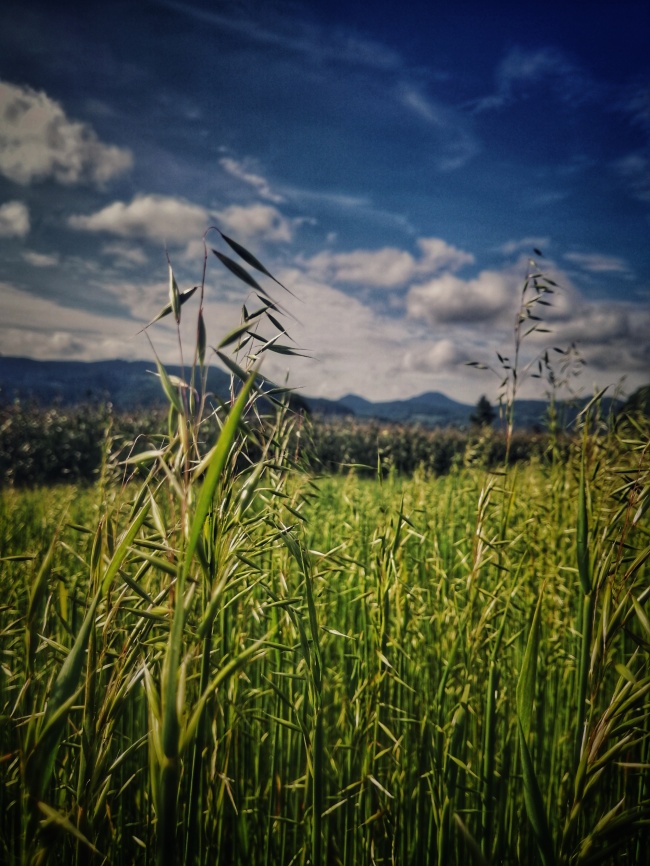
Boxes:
[470,395,497,429]
[0,237,648,866]
[0,401,566,487]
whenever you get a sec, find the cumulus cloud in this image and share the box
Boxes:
[69,195,297,248]
[403,255,650,396]
[217,203,295,242]
[304,237,474,288]
[264,268,424,399]
[0,200,29,237]
[68,194,209,243]
[407,268,515,324]
[219,157,284,203]
[402,339,468,374]
[0,80,132,186]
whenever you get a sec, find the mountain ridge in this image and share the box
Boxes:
[0,356,625,429]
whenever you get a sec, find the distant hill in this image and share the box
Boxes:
[0,357,231,410]
[0,356,631,429]
[336,391,473,425]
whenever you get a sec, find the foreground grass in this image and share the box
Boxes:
[1,417,648,866]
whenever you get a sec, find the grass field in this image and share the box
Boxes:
[1,410,648,866]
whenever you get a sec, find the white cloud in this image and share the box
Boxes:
[265,269,424,399]
[68,194,209,243]
[407,268,515,324]
[402,340,468,374]
[304,237,474,289]
[219,157,284,203]
[3,250,649,405]
[216,204,295,242]
[0,200,29,237]
[564,251,631,274]
[403,256,650,396]
[0,80,132,186]
[416,238,475,273]
[22,250,60,267]
[306,247,415,287]
[101,242,149,267]
[0,280,148,361]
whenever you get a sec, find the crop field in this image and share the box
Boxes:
[1,244,649,866]
[1,407,649,866]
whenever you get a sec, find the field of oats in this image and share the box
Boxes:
[1,404,648,866]
[1,242,649,866]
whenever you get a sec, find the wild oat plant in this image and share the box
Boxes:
[0,236,648,866]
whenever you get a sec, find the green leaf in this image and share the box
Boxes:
[518,719,555,866]
[218,320,257,349]
[517,587,543,740]
[37,801,103,855]
[182,368,258,584]
[153,356,184,415]
[262,342,310,358]
[197,310,206,366]
[217,230,292,294]
[169,263,181,324]
[212,250,265,294]
[216,350,257,387]
[138,286,198,332]
[577,451,591,595]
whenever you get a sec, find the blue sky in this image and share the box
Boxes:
[1,0,648,403]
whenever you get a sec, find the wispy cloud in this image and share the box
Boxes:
[100,242,149,268]
[150,0,400,71]
[0,80,133,186]
[473,46,596,113]
[0,200,29,237]
[564,251,632,274]
[219,157,285,203]
[498,237,550,256]
[614,152,650,202]
[21,249,60,267]
[623,82,650,135]
[396,84,479,169]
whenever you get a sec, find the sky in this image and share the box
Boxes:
[0,0,649,404]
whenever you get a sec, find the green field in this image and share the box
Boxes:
[1,409,648,866]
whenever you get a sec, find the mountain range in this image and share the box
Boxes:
[0,356,628,429]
